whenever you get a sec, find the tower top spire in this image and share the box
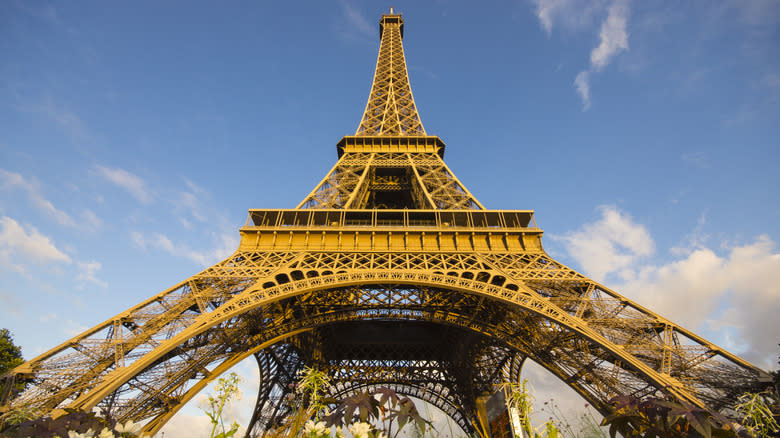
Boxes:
[355,10,425,136]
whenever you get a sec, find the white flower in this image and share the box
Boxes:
[303,420,328,436]
[348,422,372,438]
[99,427,115,438]
[376,432,387,438]
[115,420,142,435]
[68,430,95,438]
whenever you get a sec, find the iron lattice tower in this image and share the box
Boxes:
[1,11,772,436]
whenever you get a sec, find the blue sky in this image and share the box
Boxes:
[1,1,779,435]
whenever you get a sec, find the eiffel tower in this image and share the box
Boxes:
[1,9,772,437]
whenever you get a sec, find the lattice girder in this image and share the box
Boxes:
[3,243,767,435]
[242,324,518,435]
[297,152,483,210]
[356,13,424,136]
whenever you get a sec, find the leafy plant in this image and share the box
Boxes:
[323,387,430,438]
[0,329,23,376]
[734,391,779,438]
[0,408,114,437]
[266,367,333,438]
[497,379,559,438]
[0,404,41,432]
[202,371,242,438]
[601,395,736,438]
[296,366,332,421]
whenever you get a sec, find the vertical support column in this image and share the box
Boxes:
[113,319,125,368]
[662,324,674,375]
[475,391,493,438]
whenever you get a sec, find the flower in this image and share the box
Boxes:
[68,429,95,438]
[303,420,328,436]
[99,428,115,438]
[115,420,142,435]
[348,422,372,438]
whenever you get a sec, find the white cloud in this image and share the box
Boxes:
[0,216,72,268]
[619,236,780,368]
[131,230,237,267]
[0,169,75,227]
[574,0,630,109]
[558,207,780,368]
[574,71,591,110]
[531,0,606,35]
[531,0,631,110]
[174,178,209,223]
[212,232,240,261]
[77,260,107,288]
[552,205,653,282]
[94,165,152,204]
[590,0,630,71]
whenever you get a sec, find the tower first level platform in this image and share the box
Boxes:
[241,209,542,253]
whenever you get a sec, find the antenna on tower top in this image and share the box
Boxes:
[389,7,394,14]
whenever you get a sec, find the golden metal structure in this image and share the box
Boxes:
[1,10,772,437]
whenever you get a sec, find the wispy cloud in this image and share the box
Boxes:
[532,0,606,35]
[0,216,72,271]
[174,178,209,224]
[76,260,107,288]
[575,0,630,110]
[589,0,630,71]
[81,209,104,230]
[131,230,237,267]
[0,169,76,226]
[532,0,631,110]
[337,0,374,41]
[22,97,88,140]
[94,165,153,204]
[574,71,592,110]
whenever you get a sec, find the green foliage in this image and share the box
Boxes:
[497,379,560,438]
[0,405,41,434]
[296,366,332,420]
[0,329,24,376]
[202,371,242,438]
[734,391,779,438]
[601,396,736,438]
